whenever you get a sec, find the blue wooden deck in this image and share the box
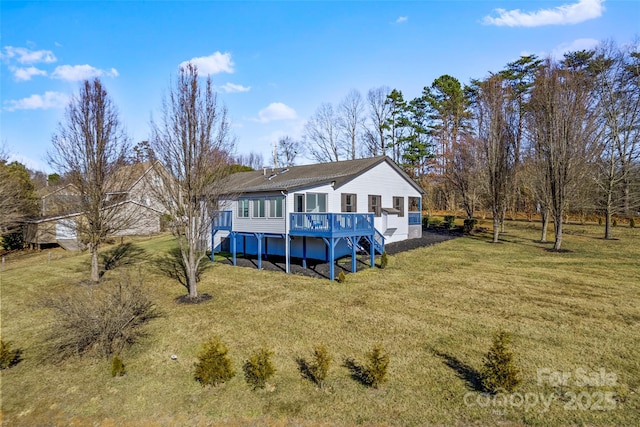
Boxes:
[289,213,375,237]
[211,211,385,281]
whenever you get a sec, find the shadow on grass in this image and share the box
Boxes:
[99,243,146,277]
[432,349,484,392]
[343,357,371,387]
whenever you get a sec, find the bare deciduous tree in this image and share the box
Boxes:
[304,103,344,163]
[49,79,131,282]
[150,64,234,300]
[363,86,391,157]
[338,89,365,160]
[475,75,517,242]
[275,136,303,167]
[591,42,640,238]
[528,57,600,250]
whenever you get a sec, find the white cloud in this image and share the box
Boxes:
[396,16,408,24]
[218,82,251,93]
[482,0,605,27]
[11,66,47,81]
[179,52,234,75]
[550,38,601,59]
[1,46,57,64]
[51,64,119,81]
[254,102,297,123]
[4,91,69,111]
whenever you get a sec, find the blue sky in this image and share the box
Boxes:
[1,0,638,172]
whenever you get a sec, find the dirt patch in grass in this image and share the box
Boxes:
[175,293,213,304]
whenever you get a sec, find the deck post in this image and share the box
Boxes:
[210,226,215,262]
[302,236,307,269]
[231,232,237,266]
[285,234,290,274]
[351,236,357,273]
[370,233,375,267]
[256,233,263,270]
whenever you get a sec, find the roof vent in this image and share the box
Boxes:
[279,168,289,174]
[268,173,277,180]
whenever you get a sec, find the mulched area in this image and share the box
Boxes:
[215,229,460,280]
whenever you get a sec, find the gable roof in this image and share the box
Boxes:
[106,161,158,193]
[223,156,424,195]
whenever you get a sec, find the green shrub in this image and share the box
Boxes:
[194,336,235,387]
[337,270,346,283]
[0,338,22,369]
[296,345,332,388]
[480,330,521,393]
[444,215,456,229]
[422,216,430,228]
[598,217,603,226]
[613,219,618,227]
[243,347,276,390]
[430,218,442,227]
[630,218,635,228]
[463,219,478,234]
[380,251,388,269]
[111,354,126,377]
[364,344,390,388]
[1,231,24,251]
[344,344,390,388]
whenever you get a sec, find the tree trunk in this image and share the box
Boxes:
[492,216,500,243]
[553,218,563,251]
[605,210,612,240]
[541,208,549,242]
[91,244,99,282]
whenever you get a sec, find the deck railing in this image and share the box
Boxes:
[289,213,375,236]
[408,212,422,225]
[212,210,233,230]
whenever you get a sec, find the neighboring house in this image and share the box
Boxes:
[211,156,424,280]
[38,183,81,217]
[24,161,167,250]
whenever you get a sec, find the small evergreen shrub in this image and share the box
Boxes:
[613,219,618,227]
[463,219,478,234]
[111,354,126,377]
[364,344,390,388]
[598,217,603,226]
[296,345,332,388]
[337,270,346,283]
[1,231,24,251]
[380,251,388,269]
[0,338,22,369]
[430,218,442,227]
[422,216,430,228]
[243,347,276,390]
[480,330,521,394]
[344,344,390,388]
[444,215,456,229]
[630,218,635,228]
[194,336,235,387]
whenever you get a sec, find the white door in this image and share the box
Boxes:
[56,219,77,239]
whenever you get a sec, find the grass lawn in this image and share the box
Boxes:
[1,221,638,426]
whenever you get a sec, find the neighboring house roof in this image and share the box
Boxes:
[106,161,158,193]
[223,156,425,195]
[37,183,80,199]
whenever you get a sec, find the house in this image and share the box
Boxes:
[210,156,424,280]
[24,161,167,250]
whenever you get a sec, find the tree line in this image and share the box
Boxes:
[286,41,638,249]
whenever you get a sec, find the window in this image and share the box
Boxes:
[252,198,266,218]
[341,193,357,212]
[294,194,305,213]
[368,195,381,217]
[238,199,249,218]
[268,197,284,218]
[393,196,404,217]
[306,193,327,213]
[408,196,421,212]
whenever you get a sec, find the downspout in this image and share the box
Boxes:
[282,190,290,274]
